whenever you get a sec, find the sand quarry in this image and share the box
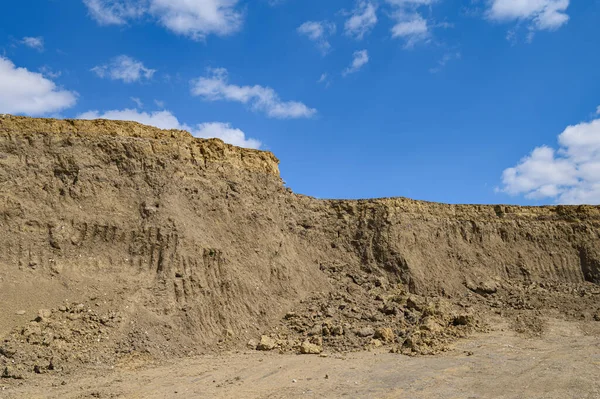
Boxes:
[0,115,599,398]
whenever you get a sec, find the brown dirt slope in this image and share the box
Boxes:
[0,115,599,378]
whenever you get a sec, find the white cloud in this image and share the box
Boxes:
[154,99,166,108]
[343,50,369,76]
[21,36,44,51]
[596,105,600,115]
[77,108,261,149]
[499,117,600,204]
[0,56,77,116]
[344,1,378,40]
[488,0,570,33]
[83,0,145,25]
[39,66,62,79]
[92,55,156,83]
[297,21,336,55]
[131,97,144,108]
[429,51,460,73]
[385,0,434,47]
[195,122,261,149]
[191,67,316,119]
[318,73,331,87]
[83,0,242,40]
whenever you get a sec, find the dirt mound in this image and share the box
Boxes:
[1,115,599,379]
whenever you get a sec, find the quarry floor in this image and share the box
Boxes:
[2,318,599,399]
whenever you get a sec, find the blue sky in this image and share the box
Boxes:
[1,0,599,204]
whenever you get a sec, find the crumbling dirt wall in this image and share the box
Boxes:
[1,115,599,352]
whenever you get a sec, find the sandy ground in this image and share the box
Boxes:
[2,318,599,399]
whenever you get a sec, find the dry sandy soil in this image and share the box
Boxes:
[2,318,599,399]
[1,116,599,398]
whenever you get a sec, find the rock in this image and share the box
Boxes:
[419,317,443,333]
[224,329,235,339]
[369,339,383,348]
[356,327,375,337]
[0,346,16,358]
[381,303,398,316]
[476,281,498,296]
[330,325,344,336]
[256,335,277,351]
[2,366,24,380]
[406,296,424,312]
[452,314,474,326]
[247,339,258,349]
[35,309,52,322]
[299,341,322,354]
[284,312,297,319]
[15,310,26,316]
[374,327,394,343]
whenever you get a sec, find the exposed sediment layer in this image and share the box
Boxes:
[0,115,599,377]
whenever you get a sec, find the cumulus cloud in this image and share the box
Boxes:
[21,36,44,51]
[344,1,378,40]
[0,57,77,116]
[191,67,316,119]
[83,0,242,40]
[499,117,600,204]
[343,50,369,76]
[77,108,261,148]
[297,21,336,55]
[487,0,569,35]
[92,55,156,83]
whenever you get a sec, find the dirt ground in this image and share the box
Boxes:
[2,317,599,399]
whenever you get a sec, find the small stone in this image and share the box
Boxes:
[284,312,297,319]
[35,309,52,322]
[369,339,383,348]
[419,317,443,333]
[299,341,322,354]
[406,296,424,312]
[2,366,24,380]
[356,327,375,337]
[374,327,395,343]
[15,310,26,316]
[247,339,258,349]
[330,325,344,336]
[256,335,277,351]
[292,379,297,383]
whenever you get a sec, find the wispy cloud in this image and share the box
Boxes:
[83,0,243,40]
[343,50,369,76]
[429,51,460,73]
[344,1,378,40]
[297,21,336,55]
[191,67,316,119]
[92,55,156,83]
[21,36,44,51]
[130,97,144,108]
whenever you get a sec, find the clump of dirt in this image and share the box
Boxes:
[253,261,480,356]
[1,302,123,379]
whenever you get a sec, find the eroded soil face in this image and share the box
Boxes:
[0,116,599,395]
